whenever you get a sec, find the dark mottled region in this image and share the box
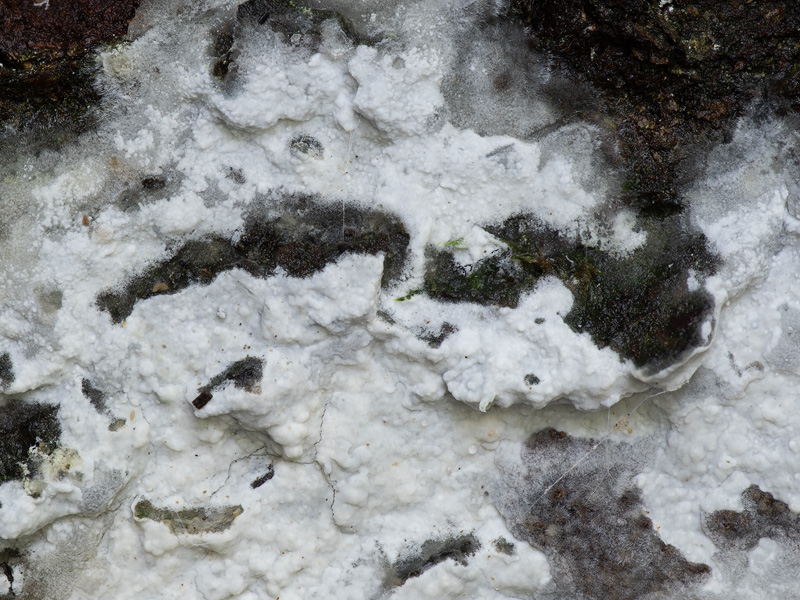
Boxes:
[81,378,106,412]
[508,0,800,209]
[0,353,13,387]
[133,499,243,534]
[211,0,375,86]
[250,464,275,488]
[704,485,800,552]
[0,0,140,138]
[499,428,710,600]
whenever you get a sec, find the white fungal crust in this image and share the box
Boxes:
[0,0,799,598]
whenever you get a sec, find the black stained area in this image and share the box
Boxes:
[0,402,61,484]
[192,356,263,410]
[0,353,13,387]
[508,0,800,210]
[424,214,716,370]
[386,534,480,588]
[704,485,800,552]
[250,464,275,488]
[81,378,106,413]
[96,196,409,324]
[505,428,710,600]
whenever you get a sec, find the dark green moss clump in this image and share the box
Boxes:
[0,0,140,141]
[508,0,800,208]
[192,356,263,409]
[0,401,61,484]
[97,195,409,323]
[386,534,480,588]
[424,214,716,369]
[505,428,710,600]
[133,499,243,534]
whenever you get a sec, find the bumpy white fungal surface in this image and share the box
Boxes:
[1,0,800,598]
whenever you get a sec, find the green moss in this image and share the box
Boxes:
[394,289,421,302]
[424,214,716,369]
[97,195,409,323]
[133,499,243,534]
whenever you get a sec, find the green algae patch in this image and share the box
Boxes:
[508,0,800,209]
[133,499,243,535]
[0,401,61,484]
[424,214,716,370]
[97,195,409,324]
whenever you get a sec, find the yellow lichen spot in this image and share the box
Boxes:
[130,410,136,421]
[152,282,169,293]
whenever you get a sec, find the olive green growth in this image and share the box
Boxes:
[133,499,243,535]
[97,194,409,323]
[394,289,421,302]
[424,214,716,370]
